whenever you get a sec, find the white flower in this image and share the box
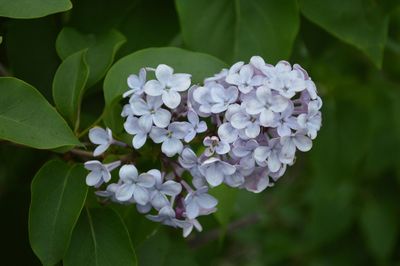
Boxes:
[245,86,288,127]
[148,169,182,210]
[124,68,147,97]
[208,83,238,113]
[218,104,242,143]
[199,157,236,187]
[180,218,203,238]
[130,95,171,128]
[88,127,113,156]
[84,160,121,187]
[226,64,264,93]
[184,110,207,142]
[144,64,191,108]
[184,186,218,219]
[150,122,191,157]
[124,115,152,149]
[115,165,156,205]
[203,136,230,156]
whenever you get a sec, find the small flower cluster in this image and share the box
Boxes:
[83,56,322,237]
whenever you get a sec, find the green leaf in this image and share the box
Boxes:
[103,47,227,106]
[56,27,126,87]
[0,77,80,149]
[64,207,137,266]
[0,0,72,19]
[300,0,389,68]
[175,0,299,63]
[360,198,399,262]
[53,50,89,128]
[29,160,88,266]
[210,185,238,226]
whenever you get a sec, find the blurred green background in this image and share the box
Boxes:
[1,0,400,265]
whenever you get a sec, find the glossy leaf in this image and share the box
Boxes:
[0,0,72,19]
[64,208,137,266]
[300,0,389,67]
[29,160,88,266]
[53,50,89,128]
[0,77,80,149]
[103,47,227,106]
[175,0,299,63]
[56,27,126,87]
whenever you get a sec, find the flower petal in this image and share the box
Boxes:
[153,108,171,128]
[162,90,181,109]
[161,137,183,157]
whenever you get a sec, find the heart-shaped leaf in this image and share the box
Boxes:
[0,77,80,149]
[103,47,227,106]
[29,160,88,266]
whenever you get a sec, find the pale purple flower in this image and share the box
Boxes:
[115,165,156,205]
[245,86,289,127]
[124,115,152,149]
[130,95,171,128]
[218,104,242,143]
[226,64,264,93]
[144,64,191,108]
[297,101,322,139]
[243,167,270,193]
[147,205,182,228]
[254,138,283,172]
[150,122,191,157]
[124,68,147,97]
[203,136,230,156]
[231,139,258,169]
[184,110,207,142]
[84,160,121,187]
[184,186,218,219]
[148,169,182,210]
[88,127,113,156]
[230,108,261,139]
[199,157,236,187]
[280,133,312,164]
[208,83,238,113]
[180,218,203,238]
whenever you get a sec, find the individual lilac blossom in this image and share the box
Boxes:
[130,95,171,128]
[279,133,312,164]
[208,83,238,113]
[199,157,236,187]
[144,64,191,108]
[148,169,182,210]
[204,68,228,84]
[180,218,203,238]
[218,104,242,143]
[232,139,258,169]
[263,61,306,98]
[88,127,113,156]
[224,170,245,188]
[203,136,230,156]
[124,68,147,97]
[184,185,218,219]
[184,110,207,142]
[178,147,206,187]
[243,167,271,193]
[84,160,121,187]
[226,64,264,93]
[146,205,181,227]
[297,101,322,139]
[192,86,214,115]
[230,108,261,139]
[115,165,156,205]
[254,138,283,173]
[267,103,298,137]
[245,86,289,127]
[150,122,191,157]
[124,115,152,149]
[95,182,122,202]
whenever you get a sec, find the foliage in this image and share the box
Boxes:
[0,0,400,265]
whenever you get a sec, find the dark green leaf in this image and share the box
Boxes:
[0,77,80,149]
[175,0,299,62]
[64,207,137,266]
[56,27,126,87]
[53,50,89,128]
[300,0,389,67]
[29,160,88,266]
[103,47,227,106]
[0,0,72,19]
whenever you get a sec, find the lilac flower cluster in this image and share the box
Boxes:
[83,56,322,237]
